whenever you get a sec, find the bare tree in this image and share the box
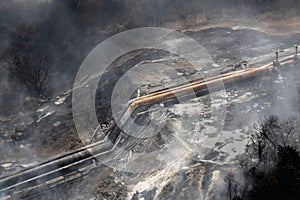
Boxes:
[237,115,297,172]
[5,25,52,95]
[69,0,103,12]
[224,172,241,200]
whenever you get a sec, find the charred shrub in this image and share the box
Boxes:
[5,25,54,96]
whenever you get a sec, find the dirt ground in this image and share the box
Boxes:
[1,12,300,199]
[165,15,300,35]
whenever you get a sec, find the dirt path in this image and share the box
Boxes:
[164,16,300,36]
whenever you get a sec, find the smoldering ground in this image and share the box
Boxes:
[1,0,300,200]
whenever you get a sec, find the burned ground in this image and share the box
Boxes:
[1,26,299,199]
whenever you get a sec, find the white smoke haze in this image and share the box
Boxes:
[1,0,300,200]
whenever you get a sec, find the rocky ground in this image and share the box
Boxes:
[1,25,300,199]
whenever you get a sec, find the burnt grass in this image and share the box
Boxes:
[1,27,300,199]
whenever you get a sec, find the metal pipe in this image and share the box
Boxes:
[1,47,299,199]
[275,50,279,62]
[129,52,299,112]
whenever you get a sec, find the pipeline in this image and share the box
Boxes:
[128,53,298,112]
[0,47,299,199]
[0,131,118,199]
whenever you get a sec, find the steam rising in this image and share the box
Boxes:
[1,0,300,199]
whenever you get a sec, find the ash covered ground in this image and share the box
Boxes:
[1,25,299,199]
